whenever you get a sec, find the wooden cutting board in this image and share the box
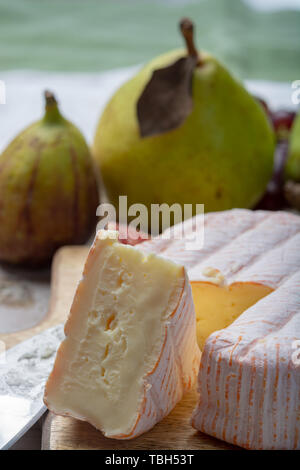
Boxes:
[0,246,89,350]
[42,391,236,450]
[1,245,237,450]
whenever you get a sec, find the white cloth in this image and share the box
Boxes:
[0,68,295,153]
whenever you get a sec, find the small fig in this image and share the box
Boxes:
[0,91,99,266]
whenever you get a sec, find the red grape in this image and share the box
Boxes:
[255,140,289,210]
[271,110,296,140]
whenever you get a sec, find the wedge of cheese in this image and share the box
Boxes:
[141,209,300,449]
[44,230,200,439]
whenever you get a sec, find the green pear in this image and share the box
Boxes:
[285,111,300,181]
[93,19,274,226]
[0,91,99,266]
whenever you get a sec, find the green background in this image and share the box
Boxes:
[0,0,299,80]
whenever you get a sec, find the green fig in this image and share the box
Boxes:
[0,91,99,266]
[93,19,274,227]
[285,111,300,181]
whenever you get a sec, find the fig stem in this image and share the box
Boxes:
[43,90,62,123]
[179,18,202,65]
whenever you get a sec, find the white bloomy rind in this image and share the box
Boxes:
[44,230,200,439]
[141,209,300,450]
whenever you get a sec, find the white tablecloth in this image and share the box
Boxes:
[0,68,295,154]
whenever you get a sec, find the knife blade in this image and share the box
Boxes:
[0,324,64,450]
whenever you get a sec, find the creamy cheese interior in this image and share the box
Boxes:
[45,233,184,437]
[191,282,272,349]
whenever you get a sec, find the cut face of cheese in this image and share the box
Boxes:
[192,282,272,348]
[44,230,200,439]
[140,209,300,449]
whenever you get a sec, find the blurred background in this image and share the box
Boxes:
[0,0,300,151]
[0,0,300,78]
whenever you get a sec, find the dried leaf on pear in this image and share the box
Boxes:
[137,56,197,138]
[137,17,200,138]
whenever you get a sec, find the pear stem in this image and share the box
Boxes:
[44,90,57,106]
[179,18,202,65]
[43,90,62,123]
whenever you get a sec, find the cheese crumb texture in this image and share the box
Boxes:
[201,266,219,278]
[44,230,200,439]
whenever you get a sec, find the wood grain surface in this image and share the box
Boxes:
[42,390,236,450]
